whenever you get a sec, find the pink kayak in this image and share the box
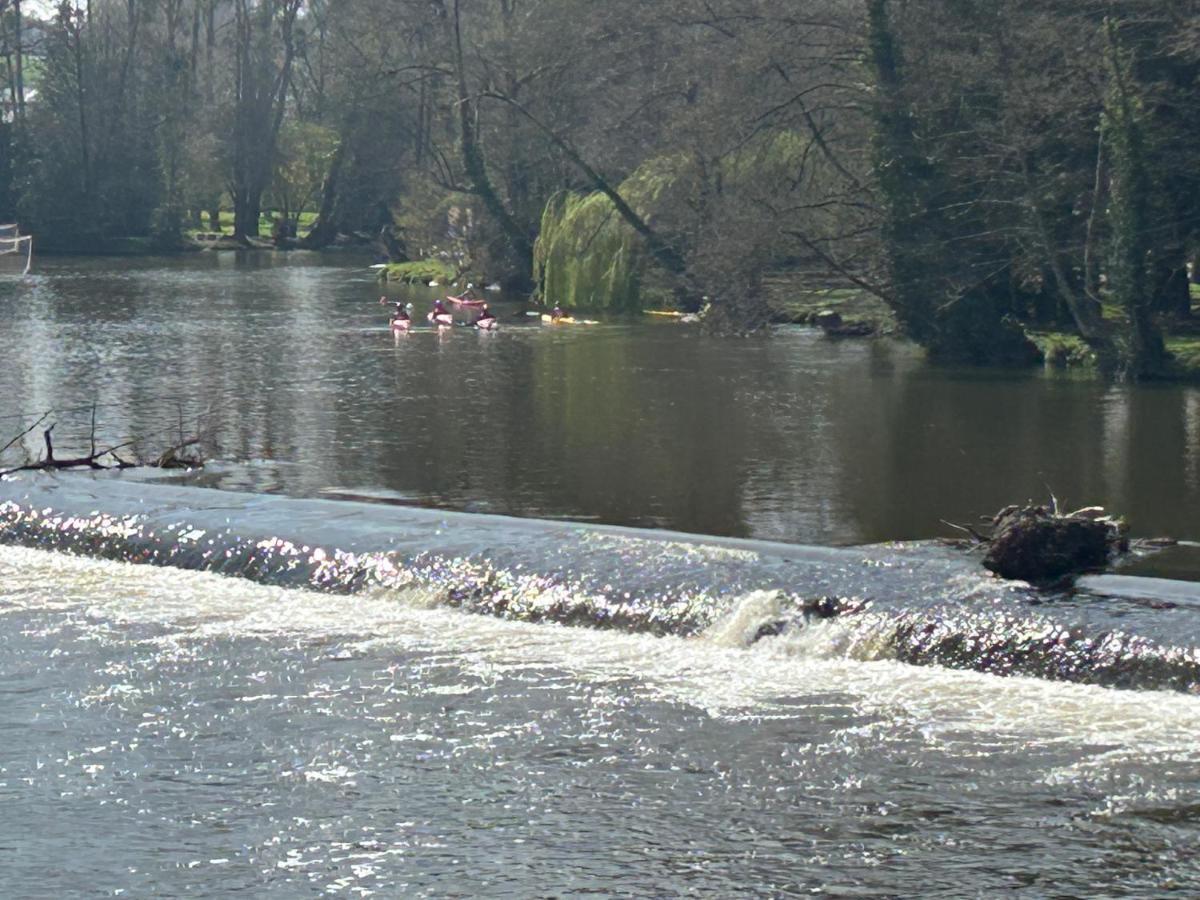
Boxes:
[428,311,454,327]
[476,316,499,331]
[446,293,487,308]
[391,316,411,333]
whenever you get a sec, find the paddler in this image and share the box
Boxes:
[551,305,566,322]
[429,299,454,327]
[390,302,413,333]
[476,303,498,330]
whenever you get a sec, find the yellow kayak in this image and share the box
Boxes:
[645,309,684,317]
[541,314,598,326]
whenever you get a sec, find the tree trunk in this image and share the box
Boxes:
[230,0,299,244]
[1103,18,1165,378]
[444,0,534,279]
[13,0,24,120]
[863,0,939,344]
[1153,258,1190,319]
[298,140,346,248]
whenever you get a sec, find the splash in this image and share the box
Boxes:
[2,474,1199,693]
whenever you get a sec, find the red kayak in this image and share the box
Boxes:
[446,293,487,308]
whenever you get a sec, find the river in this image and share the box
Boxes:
[1,254,1199,896]
[3,254,1200,550]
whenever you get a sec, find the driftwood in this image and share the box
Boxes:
[0,406,210,478]
[943,501,1129,584]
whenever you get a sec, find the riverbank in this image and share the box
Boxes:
[764,274,898,333]
[763,272,1200,380]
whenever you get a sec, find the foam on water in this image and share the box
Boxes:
[5,543,1200,770]
[3,473,1200,694]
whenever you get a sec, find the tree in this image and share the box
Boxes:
[227,0,301,241]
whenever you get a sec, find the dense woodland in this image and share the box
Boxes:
[2,0,1200,375]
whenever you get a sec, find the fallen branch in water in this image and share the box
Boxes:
[0,411,51,460]
[939,518,990,544]
[0,405,211,477]
[0,422,142,476]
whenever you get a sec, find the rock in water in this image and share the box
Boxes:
[983,505,1127,583]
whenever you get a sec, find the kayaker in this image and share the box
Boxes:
[476,304,498,330]
[391,302,413,333]
[551,305,566,321]
[429,299,454,327]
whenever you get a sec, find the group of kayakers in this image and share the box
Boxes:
[381,293,567,334]
[381,295,499,333]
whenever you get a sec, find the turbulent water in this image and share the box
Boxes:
[4,539,1200,897]
[3,256,1200,895]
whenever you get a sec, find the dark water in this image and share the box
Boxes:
[4,255,1200,896]
[2,254,1199,549]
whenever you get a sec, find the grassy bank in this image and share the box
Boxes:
[763,276,897,332]
[184,211,318,240]
[379,259,458,285]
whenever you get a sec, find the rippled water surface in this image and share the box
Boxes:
[2,254,1200,547]
[4,255,1200,896]
[4,545,1200,897]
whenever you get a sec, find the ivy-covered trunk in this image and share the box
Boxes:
[863,0,1036,365]
[863,0,938,345]
[1102,18,1165,379]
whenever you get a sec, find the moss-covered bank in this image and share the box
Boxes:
[379,259,458,285]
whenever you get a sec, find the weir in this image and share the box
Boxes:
[2,471,1200,693]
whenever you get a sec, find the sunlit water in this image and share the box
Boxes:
[3,255,1200,895]
[4,544,1200,897]
[2,254,1200,550]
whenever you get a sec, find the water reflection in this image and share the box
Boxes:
[1,254,1199,550]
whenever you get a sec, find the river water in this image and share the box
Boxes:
[3,254,1200,548]
[2,254,1200,896]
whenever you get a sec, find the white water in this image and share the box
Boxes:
[6,545,1200,895]
[7,545,1199,768]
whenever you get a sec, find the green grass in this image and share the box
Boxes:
[764,281,897,330]
[185,210,318,238]
[1166,336,1200,378]
[1026,330,1096,369]
[382,259,457,284]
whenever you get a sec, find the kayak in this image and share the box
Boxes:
[645,309,684,317]
[447,294,487,307]
[475,316,500,331]
[428,311,454,327]
[541,314,598,326]
[391,316,412,334]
